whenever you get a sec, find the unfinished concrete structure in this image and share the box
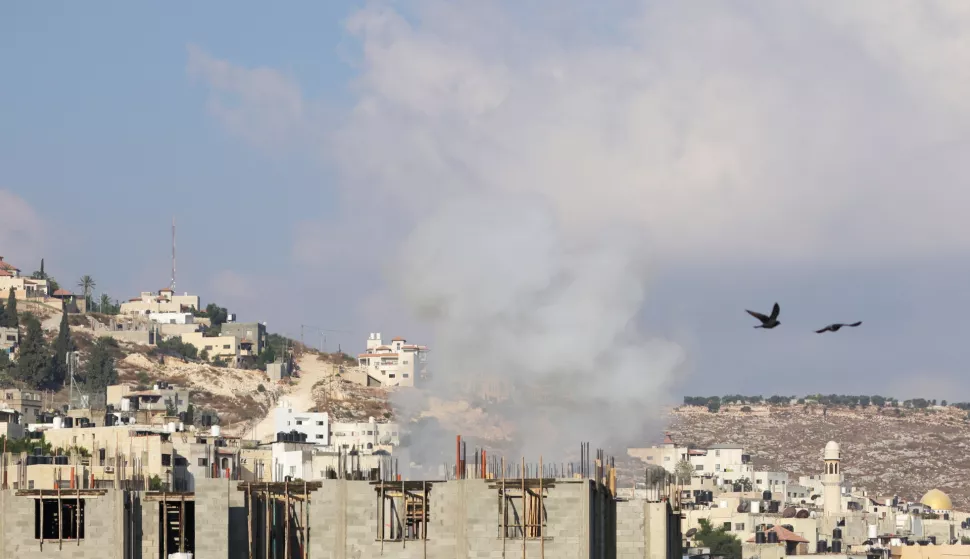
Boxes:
[0,442,682,559]
[0,487,131,559]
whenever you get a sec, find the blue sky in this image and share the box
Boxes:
[4,1,970,403]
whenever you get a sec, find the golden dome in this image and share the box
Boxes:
[920,489,953,511]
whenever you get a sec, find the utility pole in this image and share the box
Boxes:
[171,217,177,291]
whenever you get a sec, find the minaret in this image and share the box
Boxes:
[822,440,842,515]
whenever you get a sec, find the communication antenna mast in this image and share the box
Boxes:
[67,351,82,410]
[171,216,177,291]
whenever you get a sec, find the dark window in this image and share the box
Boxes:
[162,454,171,467]
[498,487,545,539]
[198,458,208,467]
[35,498,85,540]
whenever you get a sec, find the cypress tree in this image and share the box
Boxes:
[14,315,51,388]
[0,297,5,326]
[3,288,17,329]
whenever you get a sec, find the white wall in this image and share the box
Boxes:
[274,399,330,446]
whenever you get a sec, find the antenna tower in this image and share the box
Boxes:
[171,217,176,291]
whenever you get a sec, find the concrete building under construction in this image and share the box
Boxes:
[0,443,682,559]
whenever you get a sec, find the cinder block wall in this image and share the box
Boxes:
[194,478,239,559]
[307,478,607,559]
[0,489,125,559]
[616,499,647,559]
[140,499,159,559]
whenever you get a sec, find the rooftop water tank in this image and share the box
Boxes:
[53,416,63,429]
[211,425,221,437]
[751,500,761,514]
[869,525,878,539]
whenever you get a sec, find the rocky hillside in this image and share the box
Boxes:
[666,404,970,509]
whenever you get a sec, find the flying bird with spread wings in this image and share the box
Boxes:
[746,303,781,329]
[815,321,862,334]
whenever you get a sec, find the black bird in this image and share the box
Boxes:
[746,303,781,329]
[815,321,862,334]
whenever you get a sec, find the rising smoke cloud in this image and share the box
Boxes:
[389,191,686,463]
[187,0,970,462]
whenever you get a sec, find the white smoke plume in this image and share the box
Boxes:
[387,191,685,465]
[187,0,970,464]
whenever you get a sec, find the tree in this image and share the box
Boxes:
[50,303,73,387]
[77,275,96,307]
[84,337,118,393]
[31,258,47,279]
[675,460,694,484]
[2,288,18,328]
[707,400,721,413]
[694,519,741,559]
[14,315,52,388]
[199,303,228,327]
[0,297,5,326]
[942,400,948,407]
[184,404,195,425]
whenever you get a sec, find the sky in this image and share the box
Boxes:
[4,1,970,404]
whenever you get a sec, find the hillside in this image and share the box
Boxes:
[665,404,970,509]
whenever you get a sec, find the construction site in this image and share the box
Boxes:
[0,438,682,559]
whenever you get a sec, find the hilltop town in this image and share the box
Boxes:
[2,253,970,558]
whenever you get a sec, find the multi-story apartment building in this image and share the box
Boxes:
[0,388,43,424]
[356,333,429,387]
[219,321,267,355]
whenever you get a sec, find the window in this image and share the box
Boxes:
[378,483,430,541]
[5,335,14,342]
[664,457,670,462]
[289,466,296,477]
[403,360,409,364]
[756,479,763,484]
[388,374,396,378]
[198,458,208,467]
[498,485,545,539]
[695,465,703,471]
[35,498,85,540]
[315,434,324,439]
[204,345,213,351]
[223,345,230,350]
[715,450,721,457]
[646,456,653,461]
[734,523,745,531]
[367,431,374,435]
[162,454,171,467]
[316,421,324,426]
[722,522,731,531]
[715,464,721,472]
[296,421,303,426]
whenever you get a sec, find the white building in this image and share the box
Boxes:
[330,418,400,452]
[149,312,195,324]
[120,288,200,316]
[274,399,330,446]
[272,400,400,452]
[753,470,788,500]
[688,443,752,483]
[356,333,429,387]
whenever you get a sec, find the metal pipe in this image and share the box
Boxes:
[540,456,544,559]
[521,457,526,559]
[303,481,309,559]
[456,435,461,479]
[248,483,254,559]
[502,456,507,555]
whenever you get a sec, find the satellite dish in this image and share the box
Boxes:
[686,528,698,538]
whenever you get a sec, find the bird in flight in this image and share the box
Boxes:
[815,321,862,334]
[746,303,781,329]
